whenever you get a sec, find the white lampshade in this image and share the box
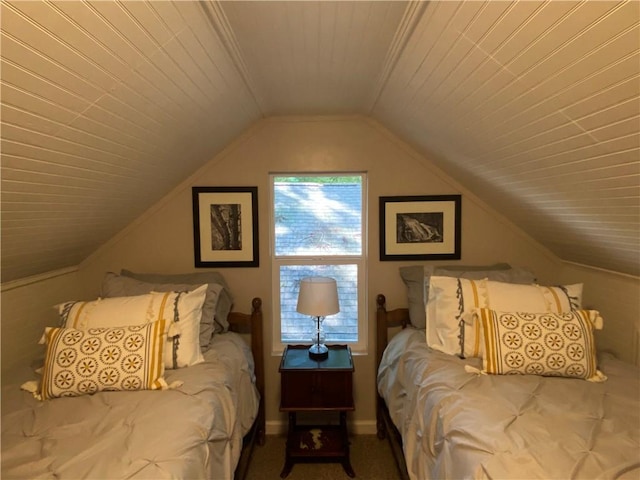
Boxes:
[296,277,340,317]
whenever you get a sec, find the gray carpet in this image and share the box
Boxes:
[246,434,402,480]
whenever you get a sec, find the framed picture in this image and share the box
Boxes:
[192,186,259,267]
[379,194,461,261]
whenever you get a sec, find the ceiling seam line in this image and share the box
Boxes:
[476,114,640,166]
[453,26,634,157]
[198,0,265,116]
[26,1,204,136]
[1,96,161,158]
[367,1,429,114]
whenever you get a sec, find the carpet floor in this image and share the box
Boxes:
[245,434,402,480]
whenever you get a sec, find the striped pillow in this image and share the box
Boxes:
[476,309,605,381]
[40,320,169,400]
[426,276,488,357]
[58,285,207,369]
[426,276,583,358]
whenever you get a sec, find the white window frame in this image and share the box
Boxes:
[269,172,368,355]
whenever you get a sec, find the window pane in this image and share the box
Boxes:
[274,177,362,256]
[280,264,358,343]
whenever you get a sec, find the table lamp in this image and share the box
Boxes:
[296,277,340,360]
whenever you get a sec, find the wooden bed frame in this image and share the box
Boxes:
[375,294,411,480]
[227,297,266,480]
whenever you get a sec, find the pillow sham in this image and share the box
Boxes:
[101,272,223,350]
[400,263,536,329]
[39,320,170,400]
[120,269,233,336]
[474,308,605,381]
[426,276,583,358]
[58,285,207,369]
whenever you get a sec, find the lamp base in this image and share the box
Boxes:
[308,343,329,360]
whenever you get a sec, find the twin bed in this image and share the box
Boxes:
[375,264,640,480]
[1,271,265,480]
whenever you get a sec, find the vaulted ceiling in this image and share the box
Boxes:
[1,0,639,283]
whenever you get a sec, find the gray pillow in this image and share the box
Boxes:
[119,269,234,341]
[399,263,536,329]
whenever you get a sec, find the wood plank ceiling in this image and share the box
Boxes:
[1,0,638,282]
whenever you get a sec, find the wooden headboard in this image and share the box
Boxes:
[375,294,411,480]
[227,298,265,480]
[375,294,411,370]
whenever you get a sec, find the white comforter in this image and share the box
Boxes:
[1,332,259,480]
[378,328,640,480]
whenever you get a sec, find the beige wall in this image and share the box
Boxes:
[74,116,563,433]
[559,262,640,366]
[1,269,80,379]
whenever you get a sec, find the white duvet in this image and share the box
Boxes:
[378,328,640,480]
[1,332,259,480]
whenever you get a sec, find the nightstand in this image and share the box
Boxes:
[279,344,355,478]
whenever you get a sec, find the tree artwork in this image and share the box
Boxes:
[210,204,241,250]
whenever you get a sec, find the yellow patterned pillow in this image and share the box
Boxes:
[39,320,169,400]
[475,309,605,381]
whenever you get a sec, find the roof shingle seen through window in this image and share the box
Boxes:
[274,182,362,256]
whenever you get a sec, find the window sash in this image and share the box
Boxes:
[273,177,363,257]
[270,173,367,354]
[271,257,367,353]
[279,262,359,342]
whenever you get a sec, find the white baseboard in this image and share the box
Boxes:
[351,420,377,435]
[266,420,377,436]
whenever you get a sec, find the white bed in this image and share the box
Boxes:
[375,264,640,480]
[1,271,265,480]
[377,324,640,480]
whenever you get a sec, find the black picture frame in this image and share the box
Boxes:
[192,186,259,268]
[379,194,461,261]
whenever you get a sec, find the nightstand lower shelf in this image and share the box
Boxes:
[280,412,355,478]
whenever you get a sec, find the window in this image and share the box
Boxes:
[271,174,367,353]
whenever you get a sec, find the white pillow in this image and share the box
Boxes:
[100,272,226,349]
[399,263,535,329]
[486,281,582,313]
[426,277,488,358]
[58,285,207,369]
[426,276,583,358]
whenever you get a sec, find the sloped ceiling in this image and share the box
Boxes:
[1,0,638,283]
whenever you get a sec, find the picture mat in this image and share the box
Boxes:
[197,192,255,262]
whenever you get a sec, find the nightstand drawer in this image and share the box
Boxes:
[281,371,353,410]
